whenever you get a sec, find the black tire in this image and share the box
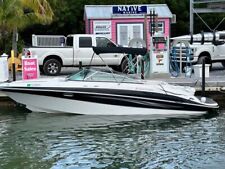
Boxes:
[222,61,225,68]
[197,56,212,71]
[111,65,120,72]
[43,59,61,76]
[197,56,206,64]
[120,58,129,73]
[39,66,44,74]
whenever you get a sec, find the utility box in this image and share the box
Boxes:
[193,64,210,78]
[149,34,170,77]
[0,53,9,82]
[150,50,169,74]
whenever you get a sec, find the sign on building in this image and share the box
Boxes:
[112,5,147,14]
[93,21,112,39]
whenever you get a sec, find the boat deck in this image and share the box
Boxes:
[1,63,225,100]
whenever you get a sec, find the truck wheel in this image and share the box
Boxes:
[43,59,61,76]
[120,58,129,73]
[197,56,207,64]
[111,65,120,71]
[222,61,225,68]
[197,56,212,70]
[39,66,44,74]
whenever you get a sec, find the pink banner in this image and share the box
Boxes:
[22,58,39,80]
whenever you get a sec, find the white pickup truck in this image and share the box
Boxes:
[172,31,225,69]
[23,34,127,75]
[190,41,225,68]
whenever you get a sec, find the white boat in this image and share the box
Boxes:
[0,68,219,115]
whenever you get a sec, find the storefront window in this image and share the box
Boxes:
[133,25,141,39]
[120,26,128,46]
[117,23,143,46]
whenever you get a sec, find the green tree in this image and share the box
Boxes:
[0,0,53,54]
[20,0,225,45]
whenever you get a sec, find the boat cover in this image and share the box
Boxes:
[92,46,147,56]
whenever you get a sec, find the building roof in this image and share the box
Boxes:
[84,4,173,19]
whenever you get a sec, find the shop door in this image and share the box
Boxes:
[117,24,143,47]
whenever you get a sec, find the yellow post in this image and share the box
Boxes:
[11,50,16,81]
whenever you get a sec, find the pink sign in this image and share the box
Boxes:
[22,58,39,80]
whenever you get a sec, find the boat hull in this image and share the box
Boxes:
[5,92,209,116]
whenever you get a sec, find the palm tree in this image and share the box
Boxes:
[0,0,54,54]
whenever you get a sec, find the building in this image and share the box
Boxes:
[84,4,173,48]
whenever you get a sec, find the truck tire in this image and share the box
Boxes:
[197,56,212,70]
[39,66,44,74]
[197,56,206,64]
[120,58,129,73]
[222,61,225,68]
[111,65,120,71]
[43,59,61,76]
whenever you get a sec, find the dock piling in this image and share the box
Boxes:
[202,58,205,97]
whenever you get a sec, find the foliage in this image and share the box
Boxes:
[10,0,225,47]
[0,0,53,53]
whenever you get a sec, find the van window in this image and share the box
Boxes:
[66,36,73,47]
[79,37,92,48]
[96,37,116,47]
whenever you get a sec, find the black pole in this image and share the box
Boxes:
[201,31,205,45]
[153,10,155,35]
[79,61,82,70]
[190,32,193,45]
[202,58,205,97]
[150,10,153,36]
[12,63,16,81]
[141,59,144,79]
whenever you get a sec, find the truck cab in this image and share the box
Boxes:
[68,34,120,66]
[24,34,125,75]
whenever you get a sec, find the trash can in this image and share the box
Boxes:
[193,64,210,78]
[0,53,9,82]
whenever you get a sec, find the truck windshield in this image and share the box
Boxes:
[96,37,116,47]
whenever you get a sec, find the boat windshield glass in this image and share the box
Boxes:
[67,68,139,83]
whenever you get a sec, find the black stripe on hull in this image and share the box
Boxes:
[1,87,217,112]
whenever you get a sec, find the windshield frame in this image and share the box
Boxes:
[66,68,142,84]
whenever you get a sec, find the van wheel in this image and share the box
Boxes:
[43,59,61,76]
[197,56,212,71]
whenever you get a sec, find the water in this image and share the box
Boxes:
[0,105,225,169]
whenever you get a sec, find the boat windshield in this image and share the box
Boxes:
[67,68,139,83]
